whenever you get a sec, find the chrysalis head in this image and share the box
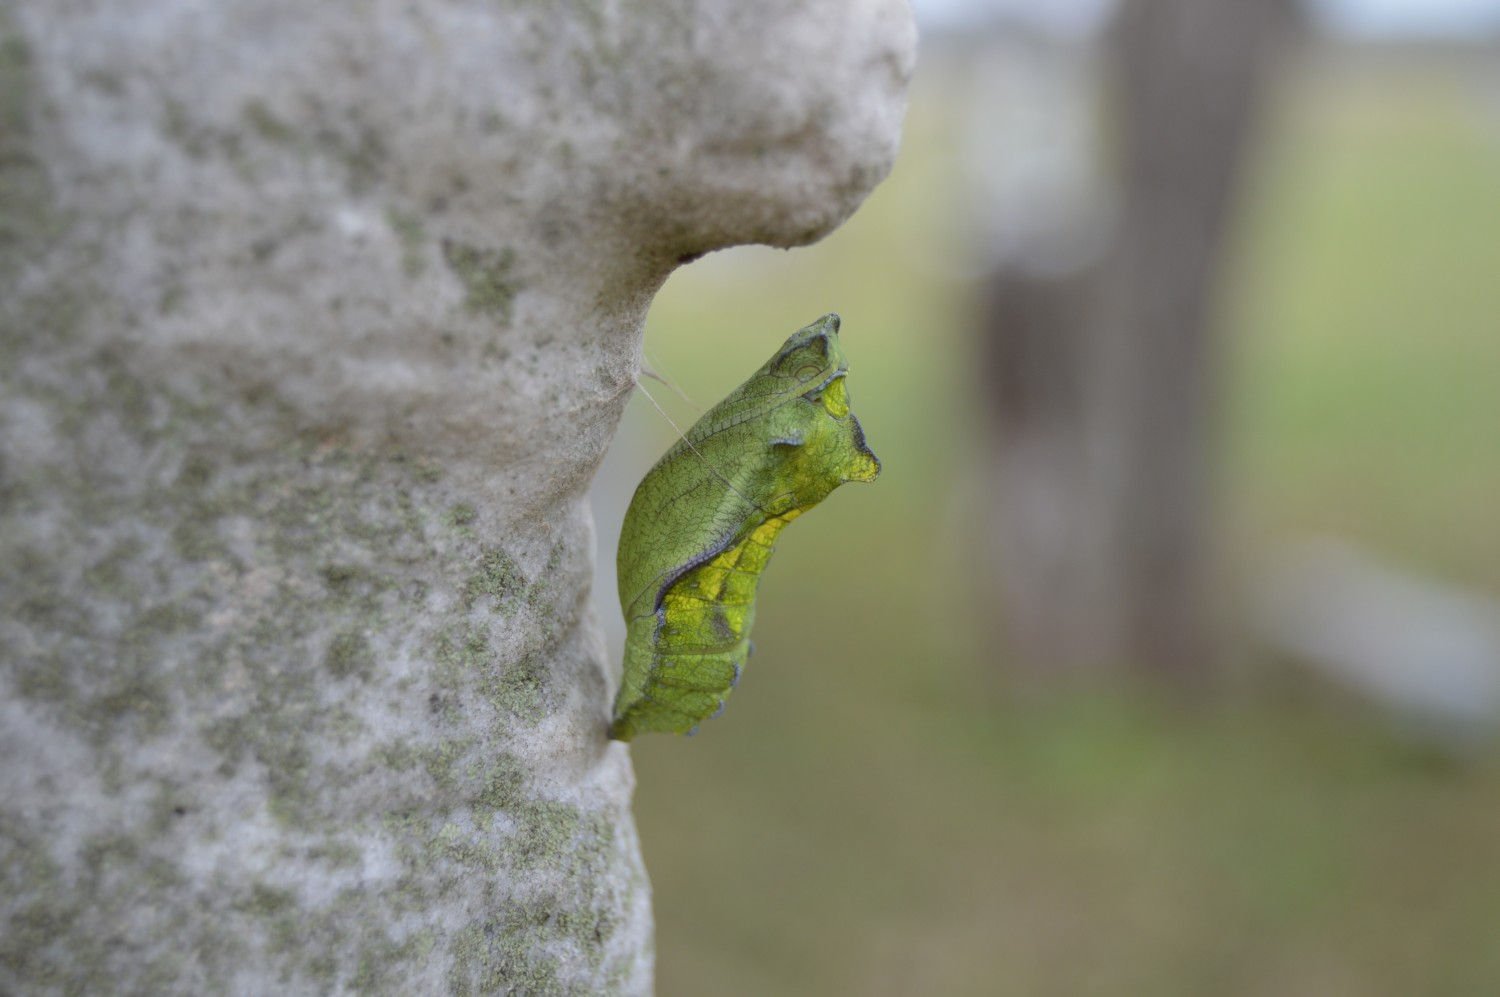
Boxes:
[756,314,881,491]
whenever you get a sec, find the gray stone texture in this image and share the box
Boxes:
[0,0,912,993]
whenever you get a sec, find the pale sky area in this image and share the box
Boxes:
[912,0,1500,39]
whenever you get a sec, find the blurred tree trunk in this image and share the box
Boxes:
[981,0,1294,678]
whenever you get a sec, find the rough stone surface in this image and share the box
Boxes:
[0,1,913,994]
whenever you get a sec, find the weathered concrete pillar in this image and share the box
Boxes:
[0,2,913,993]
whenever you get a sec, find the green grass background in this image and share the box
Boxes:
[598,49,1500,995]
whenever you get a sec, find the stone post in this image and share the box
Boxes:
[0,2,913,992]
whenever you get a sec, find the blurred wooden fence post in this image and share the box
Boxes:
[980,0,1296,678]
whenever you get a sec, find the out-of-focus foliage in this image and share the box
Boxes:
[595,47,1500,996]
[1226,57,1500,584]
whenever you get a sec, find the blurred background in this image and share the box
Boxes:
[592,0,1500,992]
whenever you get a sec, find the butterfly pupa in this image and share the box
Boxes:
[609,314,880,740]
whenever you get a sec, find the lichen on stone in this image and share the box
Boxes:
[442,239,520,323]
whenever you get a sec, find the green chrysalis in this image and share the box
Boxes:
[609,314,880,741]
